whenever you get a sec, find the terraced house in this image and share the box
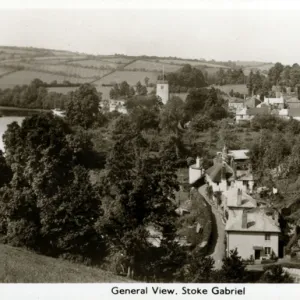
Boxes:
[199,146,281,261]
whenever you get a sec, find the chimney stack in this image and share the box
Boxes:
[242,210,248,228]
[196,156,200,168]
[237,189,242,206]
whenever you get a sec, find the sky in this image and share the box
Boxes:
[0,7,299,64]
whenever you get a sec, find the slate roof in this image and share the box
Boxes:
[224,188,257,208]
[247,107,270,116]
[289,108,300,117]
[225,208,281,233]
[206,162,233,183]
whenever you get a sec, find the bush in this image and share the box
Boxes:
[261,259,276,264]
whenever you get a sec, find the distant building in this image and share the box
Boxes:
[228,98,245,112]
[189,157,205,185]
[235,107,270,123]
[288,108,300,121]
[156,81,169,105]
[109,100,127,114]
[263,96,284,109]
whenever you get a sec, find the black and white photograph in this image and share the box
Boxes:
[0,0,300,289]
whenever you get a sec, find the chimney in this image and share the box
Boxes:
[237,188,242,206]
[242,210,248,228]
[221,165,226,181]
[196,156,200,168]
[232,160,237,180]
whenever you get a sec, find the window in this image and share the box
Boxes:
[265,247,271,255]
[161,85,164,89]
[265,233,271,240]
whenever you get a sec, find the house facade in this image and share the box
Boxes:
[225,208,280,260]
[235,107,270,124]
[189,157,205,185]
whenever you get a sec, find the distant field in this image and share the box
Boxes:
[125,60,180,72]
[93,70,159,86]
[0,243,134,283]
[203,67,221,77]
[0,70,88,89]
[50,50,82,56]
[0,62,110,79]
[68,59,118,69]
[243,63,274,76]
[0,67,14,76]
[159,59,230,69]
[99,57,134,64]
[47,86,79,94]
[236,61,273,67]
[212,84,248,95]
[0,47,41,55]
[95,86,113,100]
[29,64,109,79]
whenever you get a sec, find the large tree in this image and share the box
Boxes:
[97,132,184,280]
[66,83,102,129]
[0,114,105,263]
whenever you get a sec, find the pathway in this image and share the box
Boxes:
[198,184,226,270]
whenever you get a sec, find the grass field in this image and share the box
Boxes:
[47,86,79,94]
[212,84,248,95]
[243,63,274,76]
[125,60,180,72]
[93,70,159,86]
[0,70,88,89]
[0,62,110,79]
[99,57,134,64]
[235,61,273,67]
[159,59,230,69]
[0,67,14,76]
[29,64,110,79]
[0,243,133,283]
[68,59,119,69]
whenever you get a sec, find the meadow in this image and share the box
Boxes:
[0,67,14,76]
[47,86,79,94]
[213,84,248,95]
[159,59,230,69]
[0,243,133,283]
[0,70,88,89]
[67,59,119,69]
[98,57,134,64]
[93,70,159,86]
[125,59,180,72]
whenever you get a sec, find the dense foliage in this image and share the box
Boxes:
[158,64,207,90]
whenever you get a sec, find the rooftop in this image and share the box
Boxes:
[228,149,250,160]
[289,108,300,117]
[224,187,257,208]
[225,208,280,233]
[206,162,233,183]
[247,107,270,116]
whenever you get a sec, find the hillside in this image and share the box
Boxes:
[0,243,134,283]
[0,45,272,100]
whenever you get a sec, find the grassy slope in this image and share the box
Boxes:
[0,243,134,283]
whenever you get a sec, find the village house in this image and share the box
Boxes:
[189,157,205,185]
[235,106,270,124]
[244,95,261,108]
[288,108,300,121]
[225,207,280,261]
[262,96,285,109]
[109,99,128,114]
[228,97,245,112]
[205,147,255,194]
